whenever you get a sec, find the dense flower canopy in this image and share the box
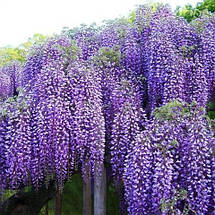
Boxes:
[0,4,215,214]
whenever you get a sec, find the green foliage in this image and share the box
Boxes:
[152,100,207,122]
[106,183,120,215]
[2,190,16,201]
[176,0,215,22]
[126,10,136,24]
[58,40,81,62]
[208,111,215,119]
[62,23,98,39]
[160,189,188,214]
[176,4,201,22]
[0,34,49,68]
[93,46,121,67]
[126,2,166,27]
[179,45,197,58]
[0,47,25,67]
[150,2,166,12]
[20,34,49,50]
[152,100,190,120]
[207,102,215,119]
[39,174,120,215]
[197,0,215,13]
[61,174,83,215]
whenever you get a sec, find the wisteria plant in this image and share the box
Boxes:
[0,4,215,215]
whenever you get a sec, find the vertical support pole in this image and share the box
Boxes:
[45,201,49,215]
[94,163,106,215]
[0,191,3,210]
[83,163,91,215]
[55,188,62,215]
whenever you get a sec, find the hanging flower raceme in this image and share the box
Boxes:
[110,77,146,183]
[210,137,215,212]
[73,26,100,60]
[189,53,208,108]
[28,101,44,189]
[23,36,71,88]
[132,6,153,110]
[0,70,11,99]
[133,5,152,72]
[147,30,175,111]
[26,37,73,188]
[30,59,72,188]
[144,6,203,112]
[146,103,184,214]
[67,60,105,177]
[124,101,215,214]
[0,61,23,99]
[93,46,124,147]
[2,97,32,190]
[182,108,213,214]
[162,55,187,104]
[100,65,122,146]
[145,7,177,111]
[0,62,29,190]
[123,123,153,215]
[134,5,152,33]
[0,112,10,192]
[199,16,215,101]
[23,45,50,87]
[120,28,143,77]
[98,19,128,49]
[109,78,146,214]
[92,47,133,214]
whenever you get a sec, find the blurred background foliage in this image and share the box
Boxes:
[176,0,215,22]
[38,174,120,215]
[0,33,49,67]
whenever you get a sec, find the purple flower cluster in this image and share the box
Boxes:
[199,15,215,102]
[120,28,143,76]
[5,101,31,189]
[73,26,99,60]
[0,62,23,99]
[185,116,213,213]
[0,113,9,191]
[124,101,215,214]
[110,77,145,183]
[123,124,153,215]
[67,60,105,178]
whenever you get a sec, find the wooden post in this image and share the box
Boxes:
[45,202,49,215]
[55,188,62,215]
[94,163,106,215]
[0,191,3,210]
[83,163,91,215]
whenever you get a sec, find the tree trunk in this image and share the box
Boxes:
[54,188,62,215]
[0,181,55,215]
[0,190,3,209]
[94,163,106,215]
[45,202,49,215]
[83,164,91,215]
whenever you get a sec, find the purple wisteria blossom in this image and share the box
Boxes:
[124,101,215,214]
[110,77,145,183]
[67,60,105,177]
[0,62,23,98]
